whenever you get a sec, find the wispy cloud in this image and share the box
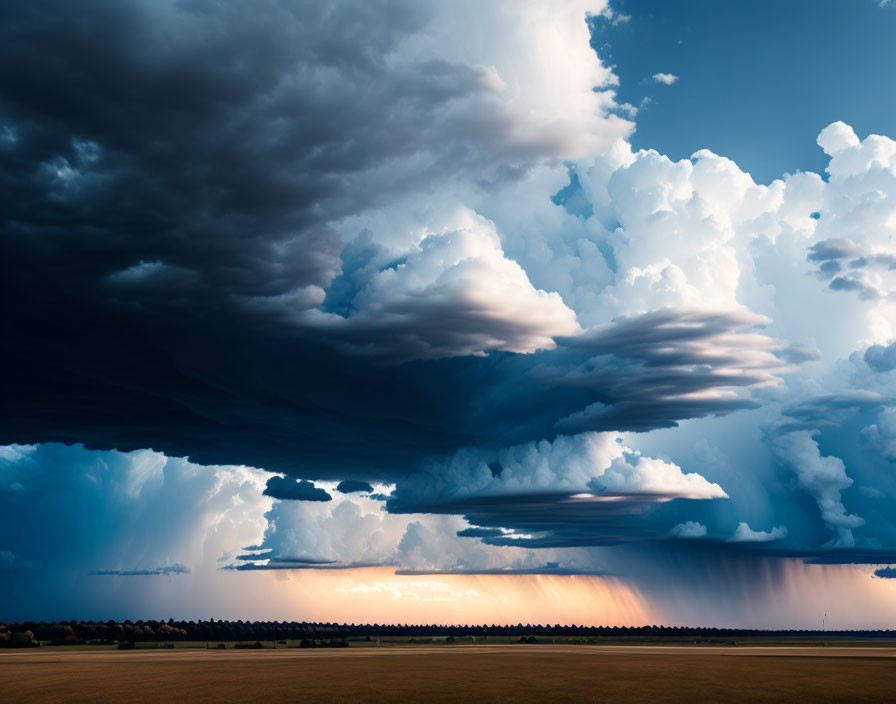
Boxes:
[89,564,190,576]
[0,550,39,570]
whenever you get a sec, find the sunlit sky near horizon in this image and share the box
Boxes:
[4,0,896,627]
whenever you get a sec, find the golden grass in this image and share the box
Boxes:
[3,646,895,703]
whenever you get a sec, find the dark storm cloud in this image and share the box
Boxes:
[263,477,332,502]
[0,0,587,320]
[0,0,368,304]
[875,567,896,578]
[0,0,471,476]
[0,0,580,476]
[336,480,375,494]
[2,306,788,481]
[1,3,802,489]
[455,527,505,539]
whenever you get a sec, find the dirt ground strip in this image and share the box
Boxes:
[3,645,896,703]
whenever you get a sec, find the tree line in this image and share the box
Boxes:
[3,620,895,647]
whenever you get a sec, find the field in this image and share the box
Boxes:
[3,644,896,703]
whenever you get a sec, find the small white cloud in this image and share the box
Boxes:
[668,521,707,538]
[652,72,679,85]
[599,7,631,25]
[727,522,788,543]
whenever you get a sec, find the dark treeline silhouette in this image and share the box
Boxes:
[3,620,896,647]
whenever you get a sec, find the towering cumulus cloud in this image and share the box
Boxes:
[3,0,896,625]
[308,213,581,359]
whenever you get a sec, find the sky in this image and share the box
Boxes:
[3,0,896,628]
[594,0,896,183]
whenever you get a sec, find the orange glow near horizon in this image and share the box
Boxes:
[145,562,896,628]
[207,567,654,626]
[282,568,654,626]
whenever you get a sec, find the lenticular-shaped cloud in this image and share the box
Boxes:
[543,308,792,432]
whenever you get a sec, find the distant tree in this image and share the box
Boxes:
[10,630,35,647]
[157,624,187,640]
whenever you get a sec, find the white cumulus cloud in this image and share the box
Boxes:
[652,72,679,85]
[728,522,788,543]
[669,521,708,538]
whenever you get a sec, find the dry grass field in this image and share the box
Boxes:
[3,645,895,703]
